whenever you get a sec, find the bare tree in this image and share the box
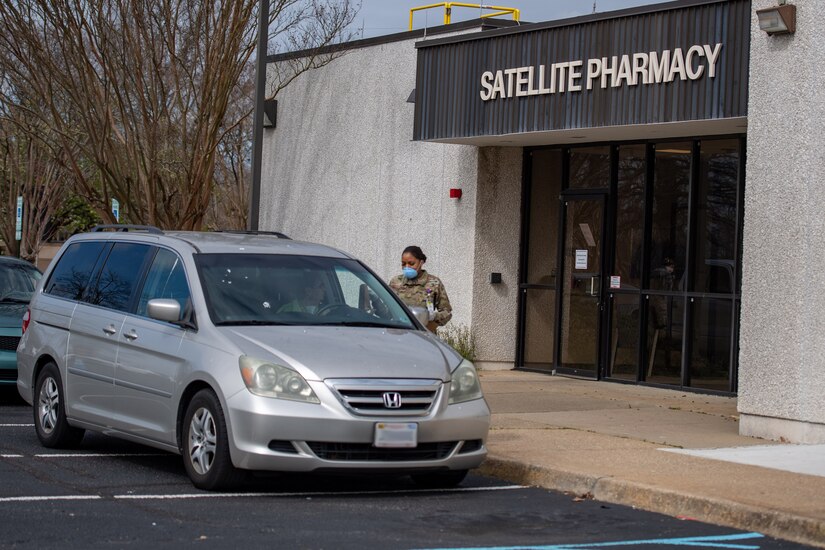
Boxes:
[0,106,69,261]
[206,62,254,230]
[0,0,357,231]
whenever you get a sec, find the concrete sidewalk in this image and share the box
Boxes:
[476,370,825,548]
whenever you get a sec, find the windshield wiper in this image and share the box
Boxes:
[214,320,296,326]
[313,320,409,329]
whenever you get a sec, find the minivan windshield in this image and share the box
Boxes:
[0,261,42,303]
[195,254,416,329]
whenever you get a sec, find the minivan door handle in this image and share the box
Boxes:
[102,325,117,335]
[123,330,138,341]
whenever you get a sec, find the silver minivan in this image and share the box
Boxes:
[16,227,490,490]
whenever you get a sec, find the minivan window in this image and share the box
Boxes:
[137,248,191,320]
[195,254,414,329]
[45,241,107,300]
[87,243,153,311]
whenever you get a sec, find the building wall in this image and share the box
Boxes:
[260,36,481,332]
[739,1,825,443]
[471,147,523,369]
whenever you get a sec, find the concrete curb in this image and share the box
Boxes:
[477,456,825,549]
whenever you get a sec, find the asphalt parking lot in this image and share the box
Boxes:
[0,388,815,549]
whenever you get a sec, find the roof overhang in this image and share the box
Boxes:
[422,117,748,147]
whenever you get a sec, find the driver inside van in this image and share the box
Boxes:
[277,274,326,314]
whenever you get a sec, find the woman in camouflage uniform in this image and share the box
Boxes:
[388,246,452,333]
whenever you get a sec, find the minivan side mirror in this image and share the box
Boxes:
[409,306,429,327]
[147,298,181,323]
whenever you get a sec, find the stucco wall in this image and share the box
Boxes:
[739,1,825,442]
[471,147,523,369]
[260,37,480,330]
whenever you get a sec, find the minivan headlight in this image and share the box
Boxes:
[449,359,483,404]
[239,356,320,404]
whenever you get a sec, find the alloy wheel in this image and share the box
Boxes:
[38,376,59,435]
[189,407,217,475]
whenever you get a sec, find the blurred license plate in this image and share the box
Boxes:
[374,423,418,448]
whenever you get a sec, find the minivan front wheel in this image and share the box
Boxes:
[182,389,245,490]
[34,362,84,448]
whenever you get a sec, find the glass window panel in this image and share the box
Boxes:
[613,145,646,289]
[137,249,191,320]
[89,243,153,311]
[0,263,41,303]
[689,298,733,391]
[195,254,413,328]
[568,146,610,189]
[608,293,640,380]
[646,295,684,386]
[522,288,555,371]
[693,139,740,295]
[648,142,691,291]
[526,149,562,285]
[45,242,106,300]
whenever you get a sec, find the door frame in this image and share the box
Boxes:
[516,138,744,394]
[554,191,609,379]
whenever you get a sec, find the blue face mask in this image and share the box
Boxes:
[402,267,418,279]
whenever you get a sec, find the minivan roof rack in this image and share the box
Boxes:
[91,224,164,234]
[214,230,291,240]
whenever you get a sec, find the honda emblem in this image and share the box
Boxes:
[382,392,402,409]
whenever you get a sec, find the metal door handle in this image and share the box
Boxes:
[589,276,600,296]
[103,325,117,335]
[124,330,138,341]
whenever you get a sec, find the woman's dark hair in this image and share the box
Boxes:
[402,245,427,262]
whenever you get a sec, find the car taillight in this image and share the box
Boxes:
[22,308,30,334]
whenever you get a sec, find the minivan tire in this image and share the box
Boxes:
[182,389,246,491]
[34,362,85,448]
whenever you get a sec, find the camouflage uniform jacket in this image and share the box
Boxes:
[388,270,452,329]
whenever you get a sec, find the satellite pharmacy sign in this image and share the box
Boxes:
[479,43,723,101]
[412,0,749,142]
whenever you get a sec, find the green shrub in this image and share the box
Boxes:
[437,323,477,362]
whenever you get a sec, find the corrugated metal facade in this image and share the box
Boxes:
[413,0,750,141]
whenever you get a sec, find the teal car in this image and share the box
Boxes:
[0,256,41,385]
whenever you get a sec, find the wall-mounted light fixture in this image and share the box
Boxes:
[756,3,796,35]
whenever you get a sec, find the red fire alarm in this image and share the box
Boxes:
[449,188,462,199]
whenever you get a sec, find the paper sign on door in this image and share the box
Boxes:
[575,249,588,270]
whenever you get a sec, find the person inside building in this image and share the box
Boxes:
[388,245,452,332]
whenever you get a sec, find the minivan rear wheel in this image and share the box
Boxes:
[34,362,85,448]
[182,389,245,491]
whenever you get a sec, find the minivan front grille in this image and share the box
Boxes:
[307,441,457,461]
[326,379,442,417]
[0,336,20,351]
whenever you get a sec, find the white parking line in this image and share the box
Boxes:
[0,485,527,504]
[35,453,169,458]
[0,424,35,427]
[0,495,102,503]
[0,454,23,458]
[113,485,528,500]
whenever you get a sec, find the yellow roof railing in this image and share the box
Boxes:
[409,3,521,31]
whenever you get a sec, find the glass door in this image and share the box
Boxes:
[558,196,605,377]
[518,150,563,371]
